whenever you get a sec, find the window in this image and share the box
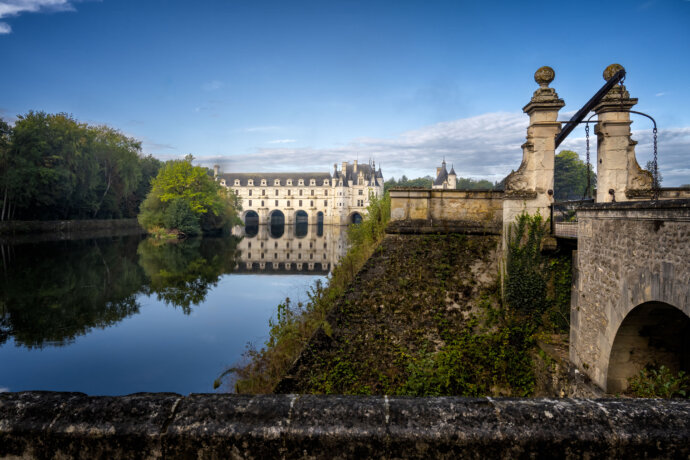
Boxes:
[234,179,240,186]
[299,189,303,196]
[358,190,364,195]
[274,179,280,185]
[262,189,266,195]
[261,179,267,186]
[220,180,226,186]
[287,253,290,259]
[249,190,252,196]
[274,253,277,259]
[324,200,327,207]
[235,190,239,195]
[248,253,251,259]
[324,242,327,249]
[325,190,328,196]
[248,200,252,206]
[298,242,302,249]
[309,242,313,248]
[248,179,254,186]
[287,179,292,186]
[298,253,301,260]
[275,189,279,196]
[287,190,291,196]
[310,179,315,186]
[261,200,264,207]
[261,242,264,248]
[310,200,314,207]
[248,242,251,248]
[310,253,313,260]
[299,200,302,207]
[261,253,264,259]
[324,180,329,186]
[274,242,278,248]
[275,200,278,206]
[287,242,290,248]
[311,190,315,196]
[287,200,290,206]
[298,179,304,186]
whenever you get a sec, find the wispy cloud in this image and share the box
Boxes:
[202,80,223,91]
[0,0,82,34]
[0,387,9,393]
[268,139,297,144]
[240,125,283,133]
[655,92,666,97]
[201,111,690,186]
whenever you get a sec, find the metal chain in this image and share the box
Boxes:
[585,123,591,199]
[652,126,659,200]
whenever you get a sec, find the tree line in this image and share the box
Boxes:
[0,111,162,221]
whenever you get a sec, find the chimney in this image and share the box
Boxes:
[342,161,348,174]
[353,159,358,172]
[436,167,441,176]
[213,164,219,178]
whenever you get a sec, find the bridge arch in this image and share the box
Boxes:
[268,210,285,238]
[295,210,309,225]
[348,211,363,225]
[295,210,309,238]
[243,210,259,237]
[606,300,690,393]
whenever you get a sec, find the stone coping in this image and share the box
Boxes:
[1,392,689,459]
[576,198,690,211]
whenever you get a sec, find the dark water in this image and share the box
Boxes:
[0,226,345,395]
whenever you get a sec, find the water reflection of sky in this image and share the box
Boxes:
[0,236,329,396]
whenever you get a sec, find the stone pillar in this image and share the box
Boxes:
[593,64,652,203]
[503,66,564,231]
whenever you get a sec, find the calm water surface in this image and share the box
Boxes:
[0,224,347,395]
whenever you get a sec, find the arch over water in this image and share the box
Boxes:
[349,212,363,225]
[606,301,690,393]
[295,210,309,238]
[295,210,309,225]
[244,210,259,237]
[269,210,285,238]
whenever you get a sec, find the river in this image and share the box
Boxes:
[0,223,348,395]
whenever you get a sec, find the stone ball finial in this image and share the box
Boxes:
[603,63,625,81]
[534,66,555,87]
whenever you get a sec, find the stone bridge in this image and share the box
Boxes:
[570,200,690,392]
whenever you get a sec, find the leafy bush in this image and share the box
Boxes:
[628,365,690,398]
[163,198,201,236]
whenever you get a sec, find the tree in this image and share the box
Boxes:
[138,155,241,236]
[554,150,596,201]
[644,160,662,189]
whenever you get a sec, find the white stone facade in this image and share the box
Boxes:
[215,160,384,226]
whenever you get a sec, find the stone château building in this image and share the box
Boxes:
[214,160,384,226]
[432,159,457,189]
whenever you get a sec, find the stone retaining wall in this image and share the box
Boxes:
[389,188,503,234]
[1,392,689,459]
[0,218,144,243]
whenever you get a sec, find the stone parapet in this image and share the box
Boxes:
[389,188,503,234]
[2,392,690,459]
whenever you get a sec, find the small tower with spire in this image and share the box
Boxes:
[433,158,455,189]
[448,164,457,189]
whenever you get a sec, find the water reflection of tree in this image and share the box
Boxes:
[0,236,145,348]
[137,237,240,314]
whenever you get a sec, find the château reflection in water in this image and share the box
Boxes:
[234,222,348,275]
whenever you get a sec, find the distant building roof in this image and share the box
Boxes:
[433,160,449,186]
[219,172,332,186]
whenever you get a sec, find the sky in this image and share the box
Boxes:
[1,0,689,185]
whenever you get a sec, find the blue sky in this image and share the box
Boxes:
[1,0,689,185]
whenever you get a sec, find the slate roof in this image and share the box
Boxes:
[433,160,449,186]
[219,172,332,187]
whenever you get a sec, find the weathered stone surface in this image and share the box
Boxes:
[570,199,690,391]
[1,392,690,459]
[0,391,179,459]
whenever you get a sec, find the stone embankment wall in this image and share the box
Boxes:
[2,392,689,459]
[388,188,503,234]
[0,218,144,242]
[570,199,690,391]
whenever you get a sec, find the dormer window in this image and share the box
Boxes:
[287,179,293,186]
[234,179,240,186]
[298,179,304,186]
[248,179,254,186]
[324,179,329,186]
[261,179,267,186]
[274,179,280,186]
[310,179,316,186]
[220,180,226,186]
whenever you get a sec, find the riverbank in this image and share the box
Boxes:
[0,218,144,243]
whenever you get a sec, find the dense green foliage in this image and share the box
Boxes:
[0,112,162,221]
[554,150,596,200]
[225,192,391,393]
[384,175,433,191]
[138,155,241,237]
[628,366,689,398]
